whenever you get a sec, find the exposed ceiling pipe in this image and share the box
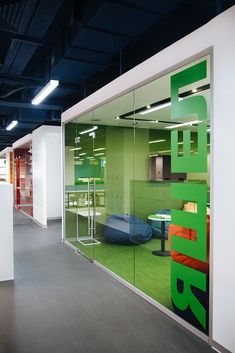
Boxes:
[0,100,62,111]
[0,87,26,99]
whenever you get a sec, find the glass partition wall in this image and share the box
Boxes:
[14,142,33,217]
[64,55,210,334]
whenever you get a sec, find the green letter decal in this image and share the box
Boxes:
[171,260,207,329]
[170,59,209,332]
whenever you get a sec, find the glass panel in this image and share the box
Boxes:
[64,115,95,260]
[14,144,33,217]
[92,92,135,285]
[133,55,210,333]
[63,54,210,334]
[0,155,7,182]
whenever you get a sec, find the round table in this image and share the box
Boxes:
[148,214,171,257]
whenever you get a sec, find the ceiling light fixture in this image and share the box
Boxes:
[31,80,59,105]
[6,120,18,131]
[140,102,171,115]
[74,157,80,159]
[94,147,105,151]
[79,153,86,156]
[115,116,120,120]
[70,147,82,151]
[177,140,194,145]
[94,153,105,156]
[79,126,98,135]
[207,128,211,132]
[165,120,202,129]
[158,150,171,153]
[149,139,166,144]
[192,88,198,93]
[140,98,183,115]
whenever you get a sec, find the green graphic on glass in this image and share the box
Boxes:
[170,59,209,332]
[171,60,208,173]
[171,260,207,329]
[171,183,207,262]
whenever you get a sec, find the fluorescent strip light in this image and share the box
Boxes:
[177,140,194,145]
[70,147,82,151]
[74,157,80,159]
[158,150,171,153]
[86,156,94,159]
[178,150,194,154]
[149,139,166,144]
[94,153,105,156]
[79,153,86,156]
[79,126,98,135]
[140,102,171,115]
[165,120,202,129]
[31,80,59,105]
[140,98,183,115]
[6,120,18,131]
[94,147,105,151]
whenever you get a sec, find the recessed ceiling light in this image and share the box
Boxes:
[79,126,98,135]
[165,120,202,129]
[115,116,120,120]
[149,139,166,144]
[70,147,82,151]
[177,140,194,145]
[158,150,171,153]
[140,102,171,115]
[94,147,105,151]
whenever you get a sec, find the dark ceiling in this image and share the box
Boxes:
[0,0,234,151]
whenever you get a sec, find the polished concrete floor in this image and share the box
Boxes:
[0,210,215,353]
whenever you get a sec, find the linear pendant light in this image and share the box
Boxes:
[165,120,202,129]
[79,126,98,135]
[6,120,18,131]
[32,80,59,105]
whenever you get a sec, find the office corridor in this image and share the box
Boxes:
[0,210,215,353]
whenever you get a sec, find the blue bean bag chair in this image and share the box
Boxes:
[150,209,171,240]
[104,214,152,245]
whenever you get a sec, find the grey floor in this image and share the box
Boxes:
[0,210,215,353]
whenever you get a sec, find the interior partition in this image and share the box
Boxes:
[64,55,210,336]
[14,143,33,217]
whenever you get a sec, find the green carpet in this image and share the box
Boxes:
[69,238,173,310]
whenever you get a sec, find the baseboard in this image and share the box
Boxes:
[212,340,232,353]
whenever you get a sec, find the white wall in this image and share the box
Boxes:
[0,147,12,183]
[0,183,14,281]
[46,127,62,219]
[62,6,235,352]
[32,125,61,227]
[32,126,47,226]
[65,146,74,185]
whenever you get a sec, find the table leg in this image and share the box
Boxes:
[152,221,170,257]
